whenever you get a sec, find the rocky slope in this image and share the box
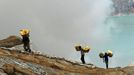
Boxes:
[0,35,133,75]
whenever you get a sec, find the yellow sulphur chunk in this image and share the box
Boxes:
[20,29,30,36]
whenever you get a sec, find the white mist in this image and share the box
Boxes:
[0,0,117,67]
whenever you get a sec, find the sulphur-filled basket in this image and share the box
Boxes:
[20,29,30,36]
[99,52,104,58]
[107,50,113,57]
[82,46,90,53]
[75,45,82,51]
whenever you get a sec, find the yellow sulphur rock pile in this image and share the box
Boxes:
[75,45,90,53]
[99,50,113,58]
[20,29,30,36]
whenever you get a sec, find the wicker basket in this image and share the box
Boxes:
[108,53,113,57]
[82,47,90,53]
[20,29,30,36]
[107,50,113,57]
[99,52,104,58]
[75,45,82,51]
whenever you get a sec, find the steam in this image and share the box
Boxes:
[0,0,117,67]
[29,0,115,58]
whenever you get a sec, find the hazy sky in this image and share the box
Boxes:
[0,0,134,68]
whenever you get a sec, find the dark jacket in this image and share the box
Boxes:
[104,53,109,62]
[22,35,30,43]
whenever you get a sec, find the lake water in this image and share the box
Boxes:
[102,15,134,67]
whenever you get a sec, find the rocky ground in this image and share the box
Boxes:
[0,36,133,75]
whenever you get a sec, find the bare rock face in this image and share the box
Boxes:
[0,36,133,75]
[2,64,37,75]
[0,36,22,48]
[0,69,7,75]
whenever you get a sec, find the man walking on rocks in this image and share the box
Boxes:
[103,52,109,69]
[20,29,31,52]
[75,45,90,64]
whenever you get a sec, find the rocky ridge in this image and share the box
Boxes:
[0,36,133,75]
